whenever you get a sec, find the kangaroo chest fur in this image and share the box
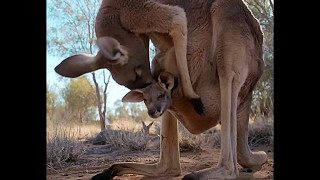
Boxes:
[147,0,222,134]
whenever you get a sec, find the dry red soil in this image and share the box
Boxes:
[47,144,273,180]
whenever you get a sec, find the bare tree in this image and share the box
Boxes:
[47,0,110,129]
[92,71,111,130]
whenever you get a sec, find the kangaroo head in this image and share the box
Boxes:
[122,72,175,118]
[141,121,154,135]
[54,35,154,90]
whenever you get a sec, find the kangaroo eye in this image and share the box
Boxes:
[158,94,165,99]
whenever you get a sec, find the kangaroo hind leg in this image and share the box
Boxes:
[91,111,180,179]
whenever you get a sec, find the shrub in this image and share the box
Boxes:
[178,122,203,152]
[46,127,86,169]
[248,118,274,147]
[209,118,274,148]
[101,130,150,151]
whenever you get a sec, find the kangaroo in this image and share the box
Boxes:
[54,0,201,104]
[92,121,154,145]
[91,0,268,180]
[123,72,175,119]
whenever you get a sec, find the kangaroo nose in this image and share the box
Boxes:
[157,107,162,114]
[148,108,162,118]
[148,109,156,116]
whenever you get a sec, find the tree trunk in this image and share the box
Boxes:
[102,71,111,124]
[92,71,111,131]
[92,72,105,131]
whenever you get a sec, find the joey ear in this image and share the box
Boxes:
[97,36,128,65]
[158,72,175,91]
[55,54,105,78]
[122,89,144,103]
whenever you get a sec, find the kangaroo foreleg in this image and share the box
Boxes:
[120,0,199,101]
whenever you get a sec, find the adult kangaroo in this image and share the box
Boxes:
[55,0,267,179]
[54,0,201,103]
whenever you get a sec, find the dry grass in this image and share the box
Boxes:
[208,118,274,148]
[248,118,274,147]
[110,131,151,151]
[46,117,273,169]
[46,126,87,169]
[108,119,159,135]
[47,121,101,141]
[46,121,101,169]
[108,119,143,132]
[178,122,204,152]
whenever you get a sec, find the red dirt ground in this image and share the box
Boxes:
[47,145,273,180]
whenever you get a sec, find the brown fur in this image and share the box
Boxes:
[104,0,268,179]
[123,72,175,119]
[55,0,268,179]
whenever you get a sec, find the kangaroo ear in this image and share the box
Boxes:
[158,72,174,91]
[122,89,144,103]
[147,122,154,128]
[97,36,128,65]
[141,121,147,128]
[55,53,106,78]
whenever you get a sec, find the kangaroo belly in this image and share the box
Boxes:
[168,85,221,134]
